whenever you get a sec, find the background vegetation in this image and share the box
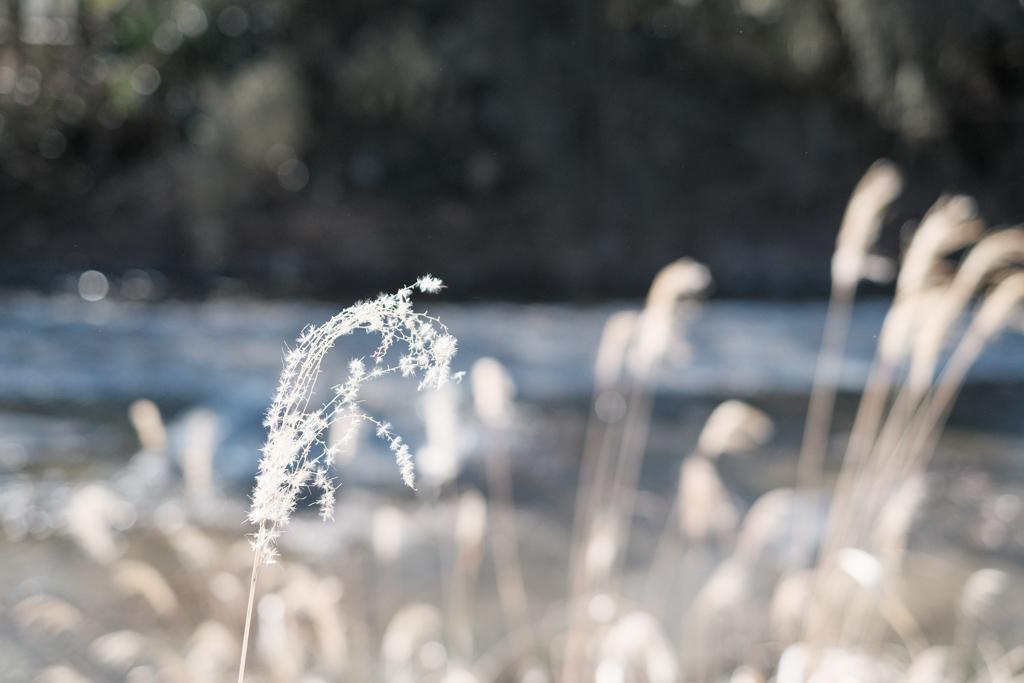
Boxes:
[2,0,1024,300]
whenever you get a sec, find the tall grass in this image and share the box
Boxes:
[7,165,1024,683]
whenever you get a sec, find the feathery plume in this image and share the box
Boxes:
[128,399,168,452]
[798,160,903,488]
[238,280,456,683]
[908,229,1024,394]
[247,280,457,562]
[831,159,904,289]
[896,195,981,300]
[696,400,774,459]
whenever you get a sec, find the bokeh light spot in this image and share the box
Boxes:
[152,21,183,54]
[217,6,248,37]
[39,129,67,160]
[78,270,109,301]
[177,4,208,38]
[130,64,161,96]
[185,114,218,147]
[277,158,308,191]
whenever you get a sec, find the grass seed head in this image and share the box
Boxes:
[909,230,1024,393]
[897,194,982,300]
[129,398,167,451]
[832,159,903,288]
[248,280,456,563]
[696,400,774,458]
[972,270,1024,338]
[628,259,709,378]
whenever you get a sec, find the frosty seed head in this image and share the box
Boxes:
[247,280,457,563]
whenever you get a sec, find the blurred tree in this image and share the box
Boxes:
[1,0,1023,300]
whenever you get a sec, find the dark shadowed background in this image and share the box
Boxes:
[2,0,1024,301]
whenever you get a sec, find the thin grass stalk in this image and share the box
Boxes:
[832,230,1024,554]
[236,279,456,683]
[566,312,637,582]
[795,160,903,489]
[811,276,1024,654]
[449,578,475,661]
[604,262,709,595]
[838,369,927,551]
[819,350,898,554]
[560,412,626,682]
[448,539,474,662]
[844,363,947,553]
[841,479,927,648]
[821,289,942,568]
[853,271,1024,547]
[798,161,913,647]
[641,495,684,611]
[605,377,658,590]
[563,311,638,678]
[485,442,537,668]
[811,344,951,643]
[897,271,1024,485]
[808,382,929,645]
[799,162,904,650]
[237,544,262,683]
[563,259,710,683]
[822,199,980,571]
[426,495,464,665]
[796,283,856,489]
[856,231,1024,504]
[852,285,962,494]
[449,490,487,662]
[348,543,376,683]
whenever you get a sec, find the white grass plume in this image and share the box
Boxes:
[247,278,457,563]
[831,159,903,289]
[696,400,774,459]
[238,278,457,683]
[907,228,1024,395]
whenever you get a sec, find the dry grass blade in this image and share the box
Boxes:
[449,488,487,660]
[894,270,1024,489]
[472,358,537,671]
[797,159,903,489]
[825,229,1022,575]
[563,260,709,683]
[907,228,1024,397]
[827,193,981,563]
